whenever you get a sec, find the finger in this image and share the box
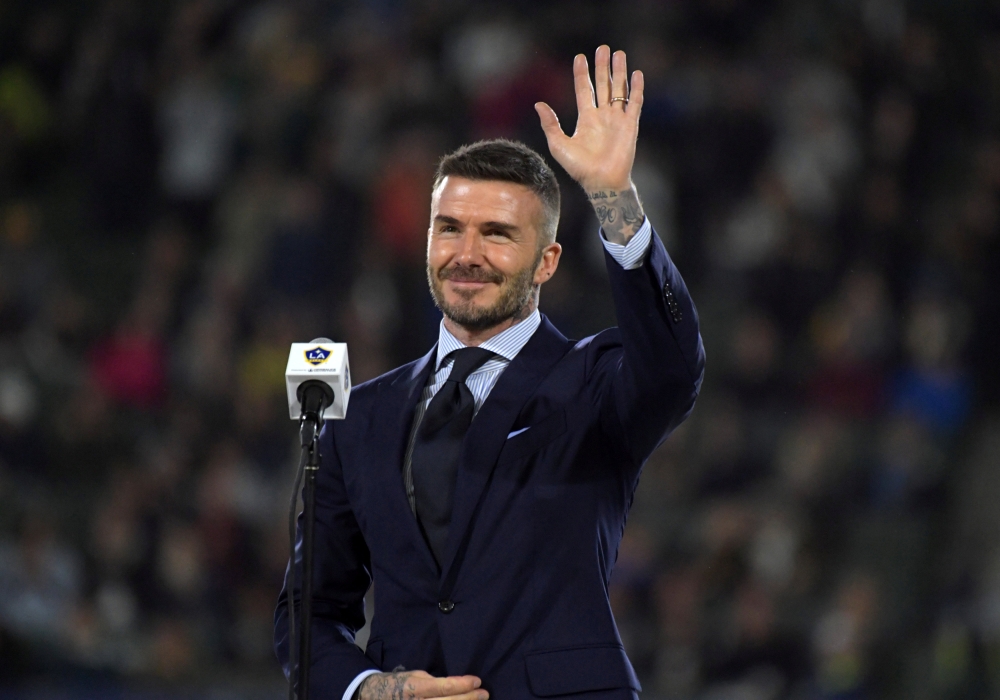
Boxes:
[572,54,596,111]
[594,44,611,106]
[535,102,568,144]
[414,675,482,698]
[611,50,628,102]
[626,70,644,119]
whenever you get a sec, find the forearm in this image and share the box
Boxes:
[274,602,378,698]
[604,230,705,465]
[586,185,645,245]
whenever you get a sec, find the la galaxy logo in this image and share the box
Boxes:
[304,346,331,366]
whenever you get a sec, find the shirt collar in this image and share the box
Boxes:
[435,309,542,370]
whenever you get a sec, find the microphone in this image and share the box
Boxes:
[286,338,351,444]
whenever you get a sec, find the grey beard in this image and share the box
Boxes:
[428,261,538,332]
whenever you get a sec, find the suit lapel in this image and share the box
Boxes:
[440,317,570,584]
[370,345,439,573]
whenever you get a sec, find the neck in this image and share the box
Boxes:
[444,300,536,347]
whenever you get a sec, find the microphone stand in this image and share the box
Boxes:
[291,379,332,700]
[298,417,321,700]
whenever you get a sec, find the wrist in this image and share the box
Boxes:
[356,673,376,700]
[584,181,634,202]
[587,186,645,245]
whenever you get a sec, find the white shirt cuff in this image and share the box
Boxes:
[600,217,652,270]
[344,669,381,700]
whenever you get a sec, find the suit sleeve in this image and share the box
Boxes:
[598,223,705,469]
[274,421,380,698]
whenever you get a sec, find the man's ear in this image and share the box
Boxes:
[534,242,563,285]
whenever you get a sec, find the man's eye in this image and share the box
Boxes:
[486,230,508,238]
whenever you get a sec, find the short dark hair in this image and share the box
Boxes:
[433,139,560,244]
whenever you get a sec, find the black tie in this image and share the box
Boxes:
[411,347,494,567]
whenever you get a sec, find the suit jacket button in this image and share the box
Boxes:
[438,600,455,614]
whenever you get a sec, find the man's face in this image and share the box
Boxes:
[427,177,561,332]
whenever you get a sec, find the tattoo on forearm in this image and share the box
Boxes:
[359,672,414,700]
[595,205,617,225]
[586,187,645,245]
[621,198,643,228]
[587,190,618,200]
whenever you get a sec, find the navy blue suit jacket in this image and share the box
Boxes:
[275,229,705,699]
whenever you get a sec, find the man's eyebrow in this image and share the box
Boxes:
[433,216,520,233]
[480,221,519,232]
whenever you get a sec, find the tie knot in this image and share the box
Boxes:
[446,347,494,384]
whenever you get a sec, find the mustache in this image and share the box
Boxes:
[438,265,505,284]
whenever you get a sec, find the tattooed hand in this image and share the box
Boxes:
[358,669,487,700]
[535,46,646,242]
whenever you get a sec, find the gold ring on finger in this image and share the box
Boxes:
[610,96,628,107]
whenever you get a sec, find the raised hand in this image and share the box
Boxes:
[535,46,646,244]
[358,669,487,700]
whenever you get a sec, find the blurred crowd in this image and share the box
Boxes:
[0,0,999,698]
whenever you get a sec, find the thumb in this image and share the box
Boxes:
[535,102,566,144]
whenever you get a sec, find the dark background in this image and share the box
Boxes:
[0,0,998,698]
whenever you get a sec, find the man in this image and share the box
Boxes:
[275,46,705,700]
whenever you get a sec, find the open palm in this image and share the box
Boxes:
[535,46,644,194]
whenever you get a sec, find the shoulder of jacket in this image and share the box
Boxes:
[570,327,623,356]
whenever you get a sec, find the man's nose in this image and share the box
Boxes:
[454,230,484,263]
